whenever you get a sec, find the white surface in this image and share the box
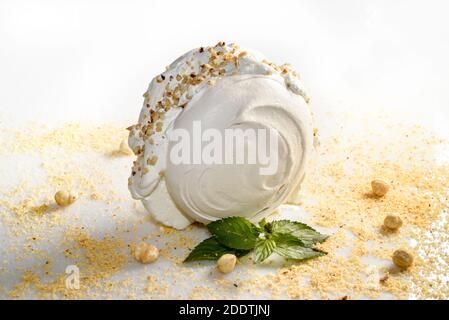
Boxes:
[1,0,449,299]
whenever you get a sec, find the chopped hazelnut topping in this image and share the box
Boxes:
[147,155,158,166]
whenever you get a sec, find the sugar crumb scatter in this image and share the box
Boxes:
[0,112,448,299]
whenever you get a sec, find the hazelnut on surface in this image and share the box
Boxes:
[371,179,390,197]
[384,214,403,230]
[134,242,159,264]
[217,254,237,274]
[392,249,414,269]
[54,190,78,206]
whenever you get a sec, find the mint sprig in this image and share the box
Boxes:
[253,238,276,263]
[269,220,328,247]
[184,217,328,264]
[208,216,260,250]
[272,233,326,260]
[184,237,250,262]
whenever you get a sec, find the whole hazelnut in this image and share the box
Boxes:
[54,190,78,206]
[371,179,390,197]
[217,254,237,274]
[384,214,403,230]
[392,249,414,269]
[134,242,159,264]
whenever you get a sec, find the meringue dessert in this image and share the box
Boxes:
[128,42,313,229]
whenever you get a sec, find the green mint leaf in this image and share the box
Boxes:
[258,218,268,230]
[273,233,326,261]
[253,238,276,263]
[207,217,260,250]
[269,220,328,247]
[184,237,249,262]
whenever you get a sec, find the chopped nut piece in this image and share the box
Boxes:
[147,155,158,166]
[371,179,390,197]
[392,249,414,269]
[134,242,159,264]
[379,275,389,284]
[383,214,403,230]
[217,254,237,274]
[201,63,213,70]
[150,110,159,122]
[90,192,102,200]
[54,190,78,206]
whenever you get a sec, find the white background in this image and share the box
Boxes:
[1,0,448,129]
